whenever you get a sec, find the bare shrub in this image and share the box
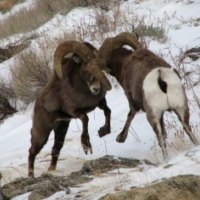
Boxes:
[156,48,200,152]
[87,0,113,11]
[87,1,121,40]
[0,78,17,121]
[4,32,77,109]
[167,47,200,110]
[87,1,167,45]
[94,9,111,35]
[10,49,52,106]
[134,20,167,43]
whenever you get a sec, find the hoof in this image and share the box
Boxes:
[98,126,110,138]
[81,134,93,155]
[48,165,56,171]
[116,134,126,143]
[28,171,34,178]
[82,144,93,155]
[82,139,93,155]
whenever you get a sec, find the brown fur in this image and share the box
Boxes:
[109,48,171,110]
[28,43,111,177]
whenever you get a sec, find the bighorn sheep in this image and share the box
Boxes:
[28,41,112,177]
[87,32,199,159]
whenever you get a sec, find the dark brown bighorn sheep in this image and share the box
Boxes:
[88,32,199,160]
[28,41,112,177]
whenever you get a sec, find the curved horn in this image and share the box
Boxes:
[96,32,143,68]
[54,40,112,91]
[54,40,95,79]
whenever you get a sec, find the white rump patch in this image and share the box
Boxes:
[143,67,185,114]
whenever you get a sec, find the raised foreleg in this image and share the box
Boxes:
[98,98,111,137]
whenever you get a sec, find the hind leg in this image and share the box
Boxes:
[116,95,138,143]
[48,120,70,171]
[146,110,168,160]
[161,114,167,147]
[116,106,137,143]
[175,106,199,145]
[28,126,52,177]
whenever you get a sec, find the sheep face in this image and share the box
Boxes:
[80,68,101,95]
[87,75,101,95]
[71,54,101,95]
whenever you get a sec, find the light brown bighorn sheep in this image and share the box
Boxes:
[87,32,198,159]
[28,41,112,177]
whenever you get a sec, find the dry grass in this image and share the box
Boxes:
[0,76,17,121]
[8,31,77,106]
[0,0,120,40]
[157,45,200,126]
[0,0,89,40]
[82,2,167,44]
[0,78,17,107]
[10,48,52,106]
[157,48,200,154]
[0,0,26,13]
[135,23,167,43]
[0,0,167,44]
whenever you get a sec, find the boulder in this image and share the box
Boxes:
[100,175,200,200]
[0,41,31,63]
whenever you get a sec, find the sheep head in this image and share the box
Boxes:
[54,40,112,91]
[87,32,143,72]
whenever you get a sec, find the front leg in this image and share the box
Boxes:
[75,112,92,154]
[98,98,111,137]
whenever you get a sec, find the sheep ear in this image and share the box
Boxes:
[72,55,81,64]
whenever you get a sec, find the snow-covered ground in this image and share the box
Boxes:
[1,0,200,199]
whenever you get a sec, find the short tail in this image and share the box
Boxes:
[158,69,167,93]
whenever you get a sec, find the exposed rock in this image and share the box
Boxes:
[80,155,145,175]
[100,175,200,200]
[2,156,200,200]
[0,41,30,63]
[184,47,200,61]
[0,32,39,63]
[0,95,17,122]
[1,173,91,200]
[1,155,147,200]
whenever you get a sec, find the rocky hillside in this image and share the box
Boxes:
[0,0,200,199]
